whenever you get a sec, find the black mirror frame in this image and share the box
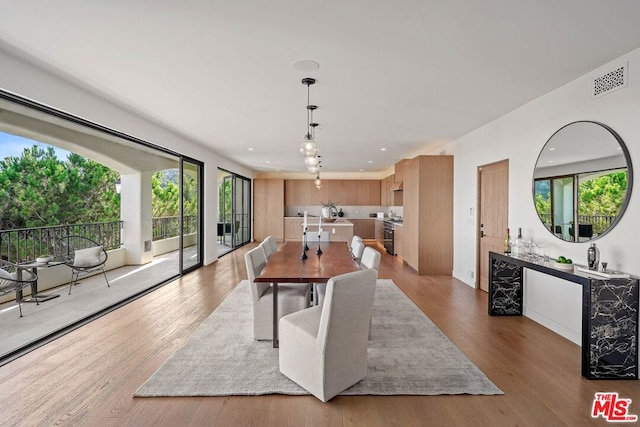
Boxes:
[532,120,634,242]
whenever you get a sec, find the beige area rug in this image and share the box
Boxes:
[135,279,503,397]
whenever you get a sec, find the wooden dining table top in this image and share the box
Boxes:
[255,241,361,283]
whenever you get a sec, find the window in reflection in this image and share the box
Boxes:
[534,169,628,241]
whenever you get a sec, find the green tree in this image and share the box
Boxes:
[579,171,627,217]
[151,169,198,217]
[0,145,120,229]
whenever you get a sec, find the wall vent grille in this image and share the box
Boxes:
[592,62,627,98]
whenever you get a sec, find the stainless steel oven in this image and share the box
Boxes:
[383,220,394,255]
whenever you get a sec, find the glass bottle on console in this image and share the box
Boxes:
[513,228,524,257]
[504,228,512,254]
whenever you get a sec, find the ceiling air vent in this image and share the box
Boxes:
[592,62,628,99]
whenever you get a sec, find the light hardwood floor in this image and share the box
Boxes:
[0,243,638,426]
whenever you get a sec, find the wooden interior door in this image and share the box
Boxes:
[477,160,509,292]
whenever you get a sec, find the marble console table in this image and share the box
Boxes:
[488,251,638,380]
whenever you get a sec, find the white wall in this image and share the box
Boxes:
[451,48,640,344]
[0,46,254,266]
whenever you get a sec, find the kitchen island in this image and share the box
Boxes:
[284,217,354,242]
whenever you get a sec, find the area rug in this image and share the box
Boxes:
[134,280,503,397]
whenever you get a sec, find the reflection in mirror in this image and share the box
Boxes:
[533,121,633,242]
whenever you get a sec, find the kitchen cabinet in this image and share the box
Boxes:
[380,175,393,206]
[374,219,384,249]
[286,179,380,206]
[403,155,453,275]
[394,224,404,259]
[350,219,376,239]
[284,218,304,241]
[253,179,284,241]
[394,159,409,184]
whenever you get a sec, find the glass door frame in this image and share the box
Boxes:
[218,168,251,251]
[180,157,204,274]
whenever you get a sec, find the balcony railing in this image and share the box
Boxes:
[0,221,123,264]
[152,216,197,241]
[538,213,616,236]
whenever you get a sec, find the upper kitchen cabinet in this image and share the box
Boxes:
[285,179,329,205]
[254,179,285,241]
[394,159,409,184]
[286,179,379,206]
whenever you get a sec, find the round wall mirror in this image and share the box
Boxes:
[532,121,633,242]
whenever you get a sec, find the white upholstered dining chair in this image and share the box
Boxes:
[351,239,365,261]
[244,246,310,340]
[259,240,274,261]
[278,268,377,402]
[265,235,278,254]
[360,247,381,272]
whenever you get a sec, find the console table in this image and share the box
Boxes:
[488,251,638,380]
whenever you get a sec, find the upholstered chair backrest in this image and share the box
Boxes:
[266,235,278,254]
[245,247,269,303]
[316,268,377,353]
[351,239,365,261]
[360,247,381,274]
[259,240,274,261]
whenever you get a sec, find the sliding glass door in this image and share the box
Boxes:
[218,169,251,254]
[181,159,203,272]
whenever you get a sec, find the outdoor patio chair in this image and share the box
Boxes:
[54,235,110,295]
[0,259,38,317]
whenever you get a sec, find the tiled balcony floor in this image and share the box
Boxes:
[0,251,184,361]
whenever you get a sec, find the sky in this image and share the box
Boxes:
[0,130,71,160]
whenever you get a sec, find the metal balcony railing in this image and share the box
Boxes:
[151,216,197,241]
[0,221,123,264]
[538,213,616,235]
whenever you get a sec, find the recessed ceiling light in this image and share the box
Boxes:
[360,168,364,171]
[292,59,319,71]
[265,160,270,163]
[381,148,387,151]
[368,160,373,164]
[248,148,254,151]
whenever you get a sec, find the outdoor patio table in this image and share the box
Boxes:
[16,261,64,302]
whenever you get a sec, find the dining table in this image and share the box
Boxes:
[254,241,362,347]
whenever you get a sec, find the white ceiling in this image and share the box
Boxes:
[1,0,640,174]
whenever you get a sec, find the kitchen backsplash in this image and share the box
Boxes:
[286,205,403,219]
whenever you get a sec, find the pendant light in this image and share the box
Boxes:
[314,172,322,189]
[299,78,319,159]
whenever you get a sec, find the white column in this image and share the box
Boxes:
[121,172,154,265]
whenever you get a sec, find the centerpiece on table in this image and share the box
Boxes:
[321,200,339,222]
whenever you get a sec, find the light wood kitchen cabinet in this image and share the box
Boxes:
[394,159,409,183]
[253,179,284,241]
[350,219,376,239]
[403,155,453,275]
[394,224,404,259]
[284,218,304,241]
[374,219,384,248]
[286,179,380,206]
[380,175,394,206]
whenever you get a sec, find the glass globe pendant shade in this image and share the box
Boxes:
[304,155,320,168]
[314,177,322,189]
[308,164,320,174]
[299,135,318,158]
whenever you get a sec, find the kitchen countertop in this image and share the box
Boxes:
[285,217,354,226]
